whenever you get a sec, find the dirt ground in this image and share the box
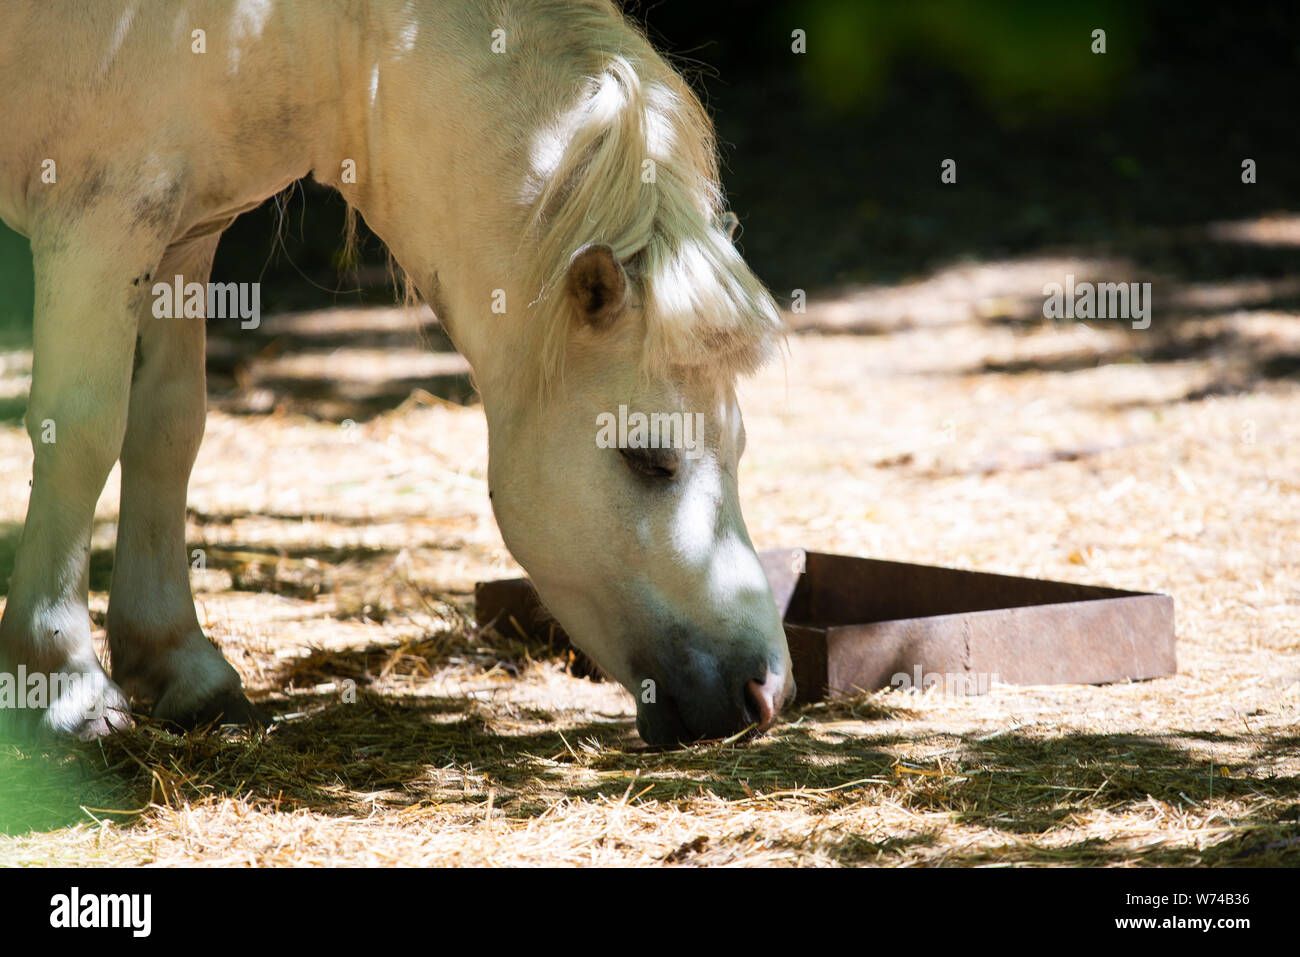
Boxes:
[0,238,1297,866]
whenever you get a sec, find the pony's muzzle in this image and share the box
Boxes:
[636,655,794,747]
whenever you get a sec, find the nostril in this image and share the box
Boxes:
[745,675,781,732]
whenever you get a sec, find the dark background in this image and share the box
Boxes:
[1,0,1297,324]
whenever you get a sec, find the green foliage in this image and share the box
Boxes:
[0,225,34,345]
[789,0,1139,119]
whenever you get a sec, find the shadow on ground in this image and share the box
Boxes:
[3,686,1296,865]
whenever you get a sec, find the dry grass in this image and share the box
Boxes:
[0,258,1297,866]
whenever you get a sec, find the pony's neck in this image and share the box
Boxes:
[313,0,581,405]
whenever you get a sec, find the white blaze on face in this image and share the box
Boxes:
[662,392,769,620]
[668,454,721,565]
[666,389,736,564]
[703,532,767,607]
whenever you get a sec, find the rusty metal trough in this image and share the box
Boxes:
[476,548,1177,705]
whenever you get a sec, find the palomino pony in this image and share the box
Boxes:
[0,0,792,746]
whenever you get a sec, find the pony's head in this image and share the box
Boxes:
[487,237,792,746]
[483,53,792,746]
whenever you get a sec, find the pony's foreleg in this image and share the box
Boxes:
[106,235,260,730]
[0,215,150,738]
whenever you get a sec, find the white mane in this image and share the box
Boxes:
[509,0,785,391]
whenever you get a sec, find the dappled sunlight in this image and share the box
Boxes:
[1208,214,1300,247]
[2,255,1296,862]
[795,255,1135,333]
[795,211,1300,337]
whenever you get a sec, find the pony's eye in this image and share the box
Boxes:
[619,446,680,480]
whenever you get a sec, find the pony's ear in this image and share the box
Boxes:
[718,211,740,242]
[566,243,627,329]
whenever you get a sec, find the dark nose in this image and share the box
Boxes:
[636,660,793,747]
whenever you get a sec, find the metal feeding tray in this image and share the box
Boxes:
[759,549,1175,704]
[475,548,1176,704]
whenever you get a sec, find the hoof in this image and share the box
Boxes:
[50,675,135,741]
[154,688,267,733]
[64,699,135,741]
[0,672,135,743]
[113,631,263,733]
